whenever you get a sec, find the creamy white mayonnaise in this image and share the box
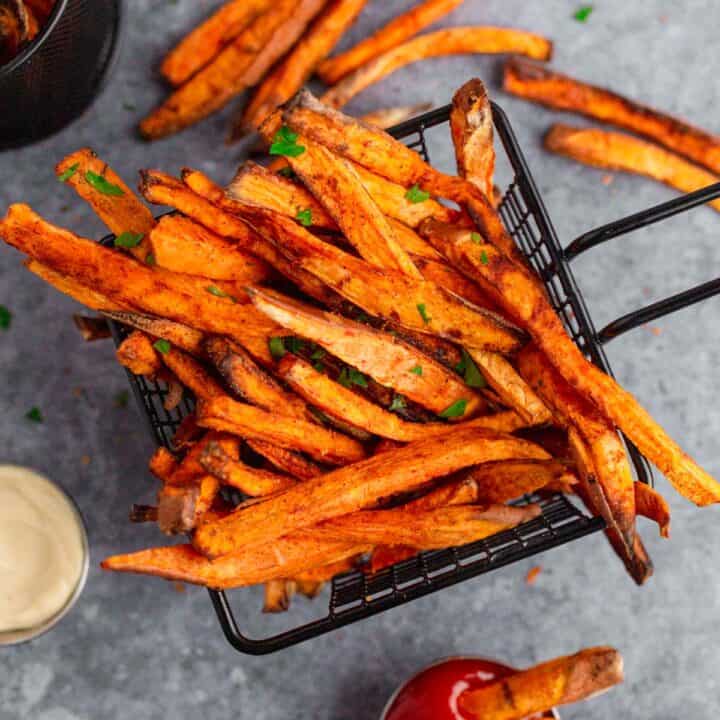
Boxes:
[0,465,86,633]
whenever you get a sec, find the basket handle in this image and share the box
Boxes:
[560,181,720,342]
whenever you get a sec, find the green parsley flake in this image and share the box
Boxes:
[479,250,489,265]
[338,367,367,388]
[26,406,43,423]
[145,253,156,266]
[574,5,593,21]
[409,365,423,376]
[440,398,468,419]
[389,395,407,412]
[114,390,130,408]
[270,126,305,158]
[313,361,325,373]
[286,337,305,353]
[416,303,430,324]
[206,285,236,302]
[114,231,144,248]
[153,339,171,355]
[0,305,11,330]
[296,208,313,227]
[278,167,296,179]
[310,348,326,361]
[85,171,125,196]
[57,163,79,183]
[470,232,483,244]
[337,367,352,388]
[269,337,286,359]
[455,349,486,388]
[405,184,430,203]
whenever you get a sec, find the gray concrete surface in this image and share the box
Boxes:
[2,1,720,718]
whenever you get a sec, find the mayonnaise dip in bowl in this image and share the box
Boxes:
[0,465,89,645]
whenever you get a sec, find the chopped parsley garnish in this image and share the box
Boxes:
[145,253,156,266]
[310,348,326,361]
[573,5,593,21]
[270,126,305,158]
[405,184,430,203]
[479,250,489,265]
[338,367,367,388]
[0,305,10,330]
[439,398,468,419]
[26,406,43,423]
[409,365,423,376]
[57,163,79,183]
[286,336,305,353]
[85,171,125,196]
[455,348,487,388]
[123,102,136,112]
[296,208,313,227]
[114,390,130,408]
[269,337,286,359]
[416,303,430,324]
[389,395,407,412]
[278,166,296,179]
[153,339,171,355]
[313,361,325,373]
[206,285,236,302]
[114,231,144,248]
[470,232,483,244]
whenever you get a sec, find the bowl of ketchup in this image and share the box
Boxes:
[381,656,560,720]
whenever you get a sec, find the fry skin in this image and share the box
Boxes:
[420,218,720,506]
[458,647,623,719]
[245,438,322,481]
[545,124,720,213]
[160,345,225,401]
[317,0,467,85]
[192,426,549,558]
[116,331,162,377]
[102,311,205,356]
[160,0,273,86]
[504,57,720,176]
[322,27,553,110]
[635,481,671,538]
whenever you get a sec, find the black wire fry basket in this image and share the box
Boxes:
[105,101,720,654]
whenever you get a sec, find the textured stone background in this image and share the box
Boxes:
[2,1,720,718]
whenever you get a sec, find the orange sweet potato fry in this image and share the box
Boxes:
[458,647,623,719]
[419,218,720,506]
[504,57,720,176]
[157,474,220,535]
[167,432,240,487]
[102,311,205,356]
[192,425,549,558]
[160,345,225,401]
[148,447,179,483]
[160,0,273,86]
[0,1,30,65]
[545,124,720,213]
[233,0,367,137]
[116,331,162,377]
[321,27,553,110]
[262,579,296,613]
[635,481,671,539]
[244,438,323,481]
[360,103,432,130]
[317,0,467,85]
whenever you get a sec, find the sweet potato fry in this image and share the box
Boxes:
[263,579,295,613]
[116,331,162,377]
[55,149,155,260]
[317,0,467,85]
[420,218,720,506]
[160,345,224,401]
[294,557,358,584]
[102,311,205,356]
[635,482,670,539]
[545,124,720,213]
[72,314,111,342]
[228,202,526,354]
[157,474,220,535]
[245,438,322,480]
[360,103,432,130]
[148,447,179,483]
[411,256,496,308]
[168,432,240,487]
[148,215,273,282]
[504,57,720,176]
[233,0,367,137]
[159,0,273,86]
[321,27,553,110]
[140,0,325,140]
[0,1,29,64]
[193,426,549,557]
[200,441,297,496]
[450,78,495,198]
[458,647,623,719]
[197,394,366,466]
[23,0,54,25]
[1,205,281,362]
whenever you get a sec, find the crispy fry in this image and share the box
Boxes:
[321,28,552,110]
[148,447,179,483]
[72,315,110,342]
[55,149,155,260]
[227,200,526,353]
[160,0,273,86]
[197,394,366,466]
[249,287,484,417]
[317,0,467,84]
[245,438,322,480]
[2,205,281,364]
[200,441,297,496]
[361,103,432,129]
[116,331,162,377]
[545,124,720,213]
[263,579,295,613]
[102,311,205,356]
[458,647,623,719]
[168,432,240,487]
[294,558,358,584]
[451,78,495,197]
[24,0,54,24]
[157,474,220,535]
[140,0,325,140]
[420,218,720,506]
[0,1,29,64]
[233,0,367,137]
[504,57,720,176]
[635,482,670,538]
[160,345,224,401]
[148,215,272,282]
[192,426,549,557]
[411,256,497,308]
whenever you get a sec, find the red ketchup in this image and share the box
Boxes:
[382,657,557,720]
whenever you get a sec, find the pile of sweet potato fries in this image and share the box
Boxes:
[139,0,552,142]
[1,81,716,612]
[0,0,55,65]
